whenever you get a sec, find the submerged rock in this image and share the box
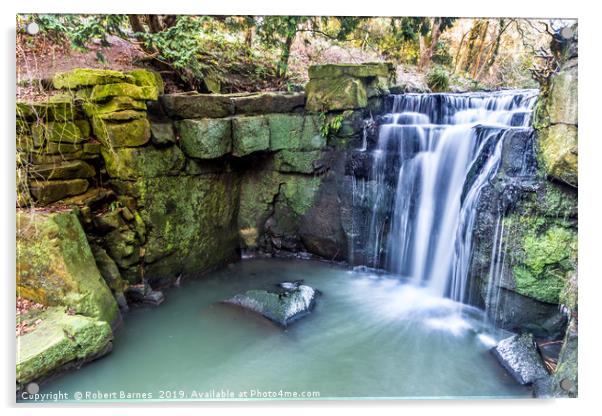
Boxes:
[492,333,551,389]
[223,281,318,327]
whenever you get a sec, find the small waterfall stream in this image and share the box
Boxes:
[362,90,538,303]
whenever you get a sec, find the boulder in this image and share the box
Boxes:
[125,284,165,306]
[53,68,134,89]
[232,115,270,156]
[29,179,89,205]
[91,117,151,148]
[546,65,578,126]
[16,307,113,386]
[223,281,318,327]
[101,145,185,180]
[492,333,550,385]
[160,92,235,119]
[176,118,232,158]
[16,210,119,323]
[232,92,305,115]
[28,160,95,180]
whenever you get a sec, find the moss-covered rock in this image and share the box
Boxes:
[16,210,119,323]
[538,124,578,187]
[101,145,185,180]
[92,117,151,148]
[89,83,158,102]
[31,121,86,144]
[83,96,147,118]
[53,68,134,89]
[29,179,89,205]
[267,114,326,151]
[160,92,235,119]
[306,76,368,112]
[232,92,306,115]
[176,118,232,158]
[150,122,176,145]
[28,160,95,180]
[16,307,112,386]
[232,115,270,156]
[238,170,283,248]
[17,98,78,122]
[273,150,324,173]
[127,68,164,95]
[116,175,241,285]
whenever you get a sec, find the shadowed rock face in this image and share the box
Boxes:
[223,281,318,327]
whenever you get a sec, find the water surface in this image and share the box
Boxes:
[39,258,530,401]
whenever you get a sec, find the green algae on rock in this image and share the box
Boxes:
[92,117,151,148]
[29,179,89,205]
[16,210,119,324]
[232,115,270,156]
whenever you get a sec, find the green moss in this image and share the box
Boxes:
[267,114,325,151]
[538,124,578,187]
[53,68,134,89]
[83,96,147,118]
[101,145,185,179]
[129,175,241,281]
[28,160,95,180]
[31,121,85,144]
[92,117,151,148]
[17,98,78,122]
[127,68,164,95]
[29,179,89,205]
[17,211,119,323]
[89,83,158,102]
[16,307,112,386]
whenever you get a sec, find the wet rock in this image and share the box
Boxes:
[223,281,318,327]
[273,150,325,174]
[492,333,550,385]
[125,284,165,306]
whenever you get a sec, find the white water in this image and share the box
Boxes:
[366,90,538,302]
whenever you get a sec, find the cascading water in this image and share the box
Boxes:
[363,90,538,303]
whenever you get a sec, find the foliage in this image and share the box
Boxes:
[318,110,353,137]
[426,66,450,92]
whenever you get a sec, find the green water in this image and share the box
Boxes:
[36,258,530,401]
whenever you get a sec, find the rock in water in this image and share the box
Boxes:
[492,333,550,386]
[223,282,318,327]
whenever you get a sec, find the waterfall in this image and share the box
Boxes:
[363,90,538,302]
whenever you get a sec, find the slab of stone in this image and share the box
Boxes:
[28,160,95,180]
[150,122,176,145]
[91,117,151,148]
[89,83,158,102]
[160,92,236,119]
[101,145,185,180]
[31,121,86,144]
[232,92,305,115]
[29,179,89,205]
[232,115,270,156]
[176,118,232,158]
[308,62,394,80]
[306,76,368,112]
[267,114,325,151]
[53,68,134,89]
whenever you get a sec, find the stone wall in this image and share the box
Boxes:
[16,63,395,298]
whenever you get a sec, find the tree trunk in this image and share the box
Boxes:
[419,18,443,70]
[477,19,509,80]
[128,15,145,34]
[471,20,490,78]
[277,33,295,79]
